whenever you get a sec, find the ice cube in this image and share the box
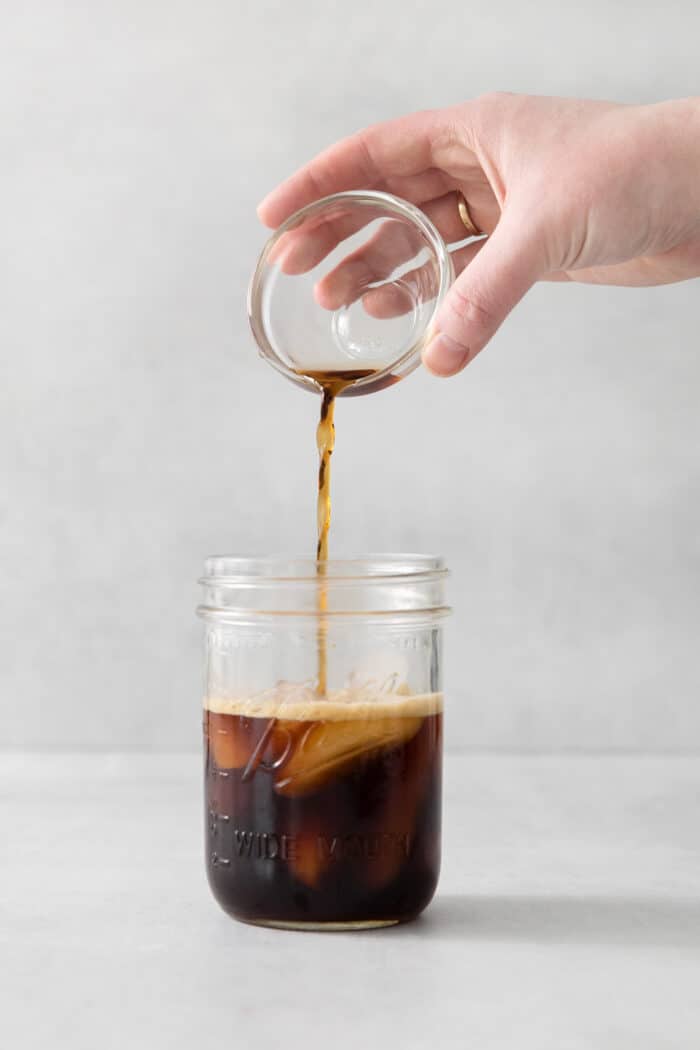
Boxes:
[289,827,330,889]
[274,715,422,797]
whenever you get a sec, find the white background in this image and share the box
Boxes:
[2,0,699,752]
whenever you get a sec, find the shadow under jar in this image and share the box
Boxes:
[198,555,449,931]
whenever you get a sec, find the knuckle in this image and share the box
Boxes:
[474,91,519,118]
[470,91,522,145]
[447,284,496,333]
[354,129,381,180]
[476,90,514,106]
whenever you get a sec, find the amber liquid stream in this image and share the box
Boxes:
[304,370,376,696]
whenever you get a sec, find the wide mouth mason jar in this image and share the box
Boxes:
[198,555,450,931]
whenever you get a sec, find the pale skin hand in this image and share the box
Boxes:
[258,94,700,376]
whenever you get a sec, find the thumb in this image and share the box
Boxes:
[423,211,547,377]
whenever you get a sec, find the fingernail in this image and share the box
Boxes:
[423,334,470,376]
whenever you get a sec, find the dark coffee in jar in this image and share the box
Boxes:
[204,690,442,927]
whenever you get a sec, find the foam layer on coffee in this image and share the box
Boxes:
[205,683,442,723]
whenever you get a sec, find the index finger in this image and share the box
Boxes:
[257,109,451,228]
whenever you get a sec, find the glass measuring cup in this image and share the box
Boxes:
[248,191,454,396]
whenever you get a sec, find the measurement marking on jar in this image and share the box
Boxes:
[209,810,230,834]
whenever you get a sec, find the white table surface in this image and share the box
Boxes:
[2,754,699,1050]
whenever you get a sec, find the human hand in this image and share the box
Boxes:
[258,94,700,376]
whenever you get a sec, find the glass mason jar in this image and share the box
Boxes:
[198,555,449,931]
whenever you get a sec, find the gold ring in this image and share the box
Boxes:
[457,192,480,237]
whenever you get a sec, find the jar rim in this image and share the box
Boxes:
[200,553,448,586]
[198,554,450,621]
